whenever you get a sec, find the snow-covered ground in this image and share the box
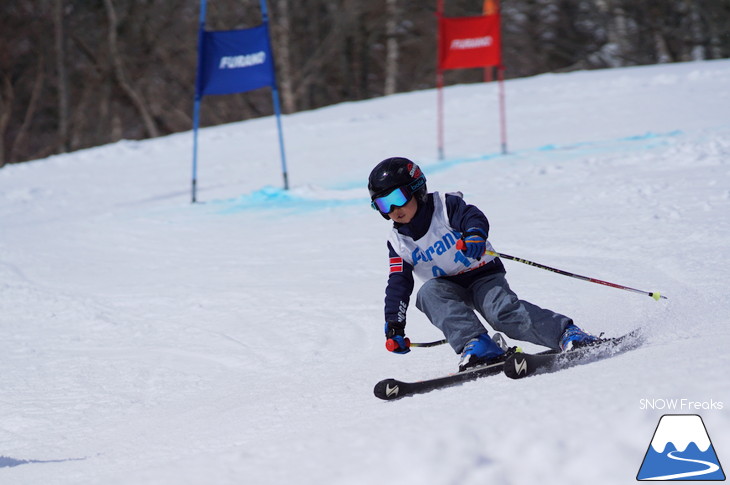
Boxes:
[1,59,729,485]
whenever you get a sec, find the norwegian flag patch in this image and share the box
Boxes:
[389,257,403,273]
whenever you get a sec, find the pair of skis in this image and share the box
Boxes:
[373,330,643,401]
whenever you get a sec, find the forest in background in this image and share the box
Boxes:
[1,0,729,166]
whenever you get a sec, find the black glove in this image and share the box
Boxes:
[384,321,410,354]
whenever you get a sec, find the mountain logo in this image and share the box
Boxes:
[637,414,725,481]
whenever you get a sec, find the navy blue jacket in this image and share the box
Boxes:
[384,193,505,324]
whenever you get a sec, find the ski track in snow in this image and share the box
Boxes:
[1,60,730,485]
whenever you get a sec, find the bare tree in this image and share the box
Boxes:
[384,0,400,95]
[9,57,45,163]
[54,0,70,152]
[274,0,295,113]
[0,76,13,167]
[686,0,706,61]
[103,0,159,139]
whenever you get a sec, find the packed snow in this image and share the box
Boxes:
[1,59,729,485]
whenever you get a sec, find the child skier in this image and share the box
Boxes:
[368,157,599,371]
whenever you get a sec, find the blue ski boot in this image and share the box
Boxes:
[559,324,601,351]
[458,333,506,372]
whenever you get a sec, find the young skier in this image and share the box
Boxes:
[369,157,599,371]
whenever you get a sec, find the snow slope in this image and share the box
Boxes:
[1,59,729,485]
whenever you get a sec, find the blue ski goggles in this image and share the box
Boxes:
[371,186,411,214]
[371,176,425,214]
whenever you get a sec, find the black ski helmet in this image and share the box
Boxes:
[368,157,428,219]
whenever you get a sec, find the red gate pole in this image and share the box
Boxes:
[483,0,495,84]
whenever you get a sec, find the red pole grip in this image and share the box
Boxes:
[385,337,411,352]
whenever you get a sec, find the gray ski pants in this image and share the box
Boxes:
[415,272,572,353]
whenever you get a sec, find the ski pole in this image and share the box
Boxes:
[456,240,667,301]
[386,338,448,351]
[411,339,448,347]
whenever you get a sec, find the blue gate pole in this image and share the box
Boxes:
[260,0,289,190]
[191,0,208,203]
[191,98,202,203]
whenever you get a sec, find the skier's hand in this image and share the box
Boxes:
[461,227,487,259]
[384,321,410,354]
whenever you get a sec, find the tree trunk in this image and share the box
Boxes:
[611,1,630,65]
[9,57,45,163]
[653,30,672,63]
[103,0,160,139]
[54,0,70,153]
[0,76,13,167]
[687,0,706,61]
[384,0,399,96]
[275,0,295,113]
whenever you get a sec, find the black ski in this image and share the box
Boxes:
[373,360,505,401]
[503,329,644,379]
[374,332,516,401]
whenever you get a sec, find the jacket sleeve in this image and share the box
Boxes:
[445,193,490,236]
[384,241,414,325]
